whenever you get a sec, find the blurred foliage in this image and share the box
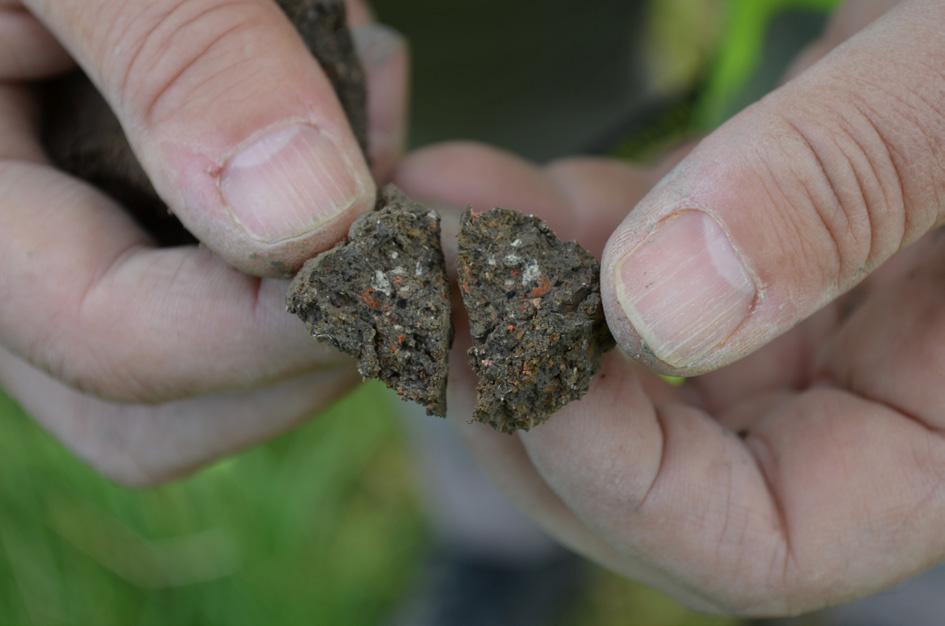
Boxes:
[574,573,737,626]
[0,384,425,626]
[644,0,725,96]
[615,0,839,162]
[696,0,842,128]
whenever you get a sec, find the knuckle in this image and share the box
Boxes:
[748,134,841,290]
[15,327,169,407]
[66,347,161,403]
[69,305,180,404]
[30,314,168,406]
[34,336,134,407]
[34,346,146,405]
[763,90,921,289]
[106,0,268,126]
[780,115,871,285]
[876,71,945,230]
[37,247,184,405]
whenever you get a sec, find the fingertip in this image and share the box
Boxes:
[33,0,381,278]
[160,118,376,278]
[601,208,758,377]
[224,198,374,277]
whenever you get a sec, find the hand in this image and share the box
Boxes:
[394,0,945,615]
[0,0,407,485]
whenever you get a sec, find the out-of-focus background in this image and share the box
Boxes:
[0,1,838,624]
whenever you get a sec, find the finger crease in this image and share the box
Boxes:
[635,403,669,512]
[745,430,797,582]
[783,118,847,285]
[76,239,149,321]
[142,18,251,125]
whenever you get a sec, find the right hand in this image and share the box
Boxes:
[392,0,945,615]
[0,0,407,485]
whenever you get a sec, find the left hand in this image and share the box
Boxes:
[0,0,407,485]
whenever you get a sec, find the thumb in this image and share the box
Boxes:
[25,0,375,275]
[602,0,945,376]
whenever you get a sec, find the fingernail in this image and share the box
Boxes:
[616,211,756,368]
[351,23,405,68]
[220,124,365,243]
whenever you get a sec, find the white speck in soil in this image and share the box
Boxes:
[372,270,392,296]
[522,260,541,285]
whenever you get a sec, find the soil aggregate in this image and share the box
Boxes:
[458,208,614,433]
[288,186,453,416]
[38,0,614,430]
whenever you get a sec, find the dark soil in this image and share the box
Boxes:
[458,208,614,433]
[288,186,453,416]
[41,0,368,245]
[277,0,368,153]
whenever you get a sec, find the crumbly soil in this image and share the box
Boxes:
[288,186,453,416]
[41,0,368,244]
[458,208,613,433]
[39,1,613,429]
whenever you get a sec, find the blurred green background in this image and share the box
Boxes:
[1,1,839,624]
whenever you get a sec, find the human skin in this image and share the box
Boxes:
[3,0,945,616]
[391,0,945,616]
[0,0,407,484]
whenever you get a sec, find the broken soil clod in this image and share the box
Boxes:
[41,0,614,431]
[458,208,614,433]
[288,186,453,416]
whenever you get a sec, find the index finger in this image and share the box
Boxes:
[0,85,348,404]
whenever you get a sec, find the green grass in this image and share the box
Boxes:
[695,0,841,129]
[0,384,425,626]
[0,383,741,626]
